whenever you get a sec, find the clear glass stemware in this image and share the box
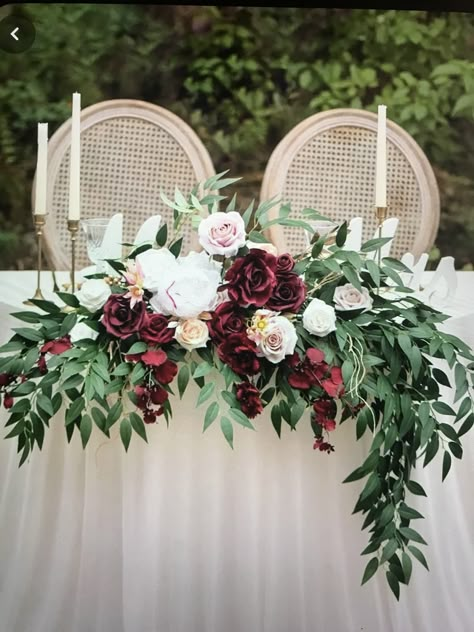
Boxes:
[81,218,110,272]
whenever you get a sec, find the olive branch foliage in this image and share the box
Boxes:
[1,172,473,598]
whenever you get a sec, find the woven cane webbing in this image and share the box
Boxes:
[261,109,439,259]
[41,100,215,270]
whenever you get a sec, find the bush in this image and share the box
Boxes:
[0,5,472,267]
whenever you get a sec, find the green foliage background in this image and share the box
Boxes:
[0,4,473,268]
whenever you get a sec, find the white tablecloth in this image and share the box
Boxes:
[0,271,473,632]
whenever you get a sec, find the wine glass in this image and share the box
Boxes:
[81,218,110,273]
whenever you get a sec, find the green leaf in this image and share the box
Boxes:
[178,365,189,399]
[56,292,80,308]
[398,504,424,520]
[37,393,54,418]
[130,362,146,386]
[449,441,463,459]
[380,538,398,563]
[379,503,395,528]
[203,401,219,431]
[156,224,168,247]
[91,407,107,433]
[401,552,413,584]
[408,545,429,570]
[60,312,78,336]
[130,411,148,443]
[120,418,132,452]
[13,327,43,342]
[341,264,362,292]
[271,405,281,437]
[386,571,400,600]
[65,397,85,425]
[193,363,214,379]
[455,397,471,422]
[397,333,412,357]
[113,363,132,377]
[365,259,381,286]
[169,237,183,258]
[433,402,456,416]
[361,557,379,585]
[197,382,215,406]
[11,311,43,324]
[407,480,427,496]
[335,221,347,247]
[12,380,36,396]
[360,237,393,252]
[458,413,474,438]
[229,407,255,430]
[127,341,148,355]
[399,527,427,546]
[80,414,92,448]
[106,400,123,429]
[442,451,452,481]
[220,416,233,449]
[31,412,45,449]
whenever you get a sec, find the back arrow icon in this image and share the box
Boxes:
[10,27,19,41]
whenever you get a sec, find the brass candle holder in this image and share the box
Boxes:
[67,219,80,292]
[23,214,46,305]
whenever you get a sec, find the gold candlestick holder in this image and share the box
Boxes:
[23,215,46,305]
[67,219,80,292]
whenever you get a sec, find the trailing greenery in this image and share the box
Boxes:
[0,5,473,267]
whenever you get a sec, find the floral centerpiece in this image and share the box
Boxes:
[1,173,473,598]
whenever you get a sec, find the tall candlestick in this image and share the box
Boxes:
[69,92,81,221]
[375,104,387,208]
[34,123,48,216]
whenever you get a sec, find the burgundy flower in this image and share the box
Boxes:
[208,302,247,342]
[217,333,261,376]
[225,249,278,307]
[141,349,167,367]
[150,386,169,405]
[322,367,344,398]
[266,273,306,313]
[144,410,158,424]
[236,382,263,419]
[38,355,47,374]
[134,385,149,410]
[313,398,336,420]
[0,373,14,387]
[153,360,178,385]
[3,393,13,409]
[140,313,174,345]
[313,437,335,453]
[276,254,295,273]
[102,294,147,338]
[288,348,328,390]
[40,336,72,355]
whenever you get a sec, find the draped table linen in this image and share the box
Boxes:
[0,271,473,632]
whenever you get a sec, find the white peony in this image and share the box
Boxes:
[334,283,373,312]
[137,248,222,319]
[174,319,210,351]
[257,315,298,364]
[76,279,111,312]
[302,298,337,337]
[70,321,99,343]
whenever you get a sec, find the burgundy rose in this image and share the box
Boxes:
[153,360,178,385]
[150,386,169,405]
[140,313,174,345]
[208,302,247,342]
[276,254,295,273]
[266,273,306,313]
[3,393,13,409]
[313,437,335,453]
[313,398,336,420]
[225,249,277,307]
[322,367,344,398]
[217,333,261,376]
[288,348,328,390]
[102,294,147,338]
[40,336,72,355]
[144,410,158,424]
[236,382,263,419]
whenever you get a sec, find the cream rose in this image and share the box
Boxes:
[334,283,373,311]
[258,316,297,364]
[245,241,278,256]
[76,279,111,312]
[302,298,337,337]
[198,211,246,256]
[70,322,99,343]
[174,319,210,351]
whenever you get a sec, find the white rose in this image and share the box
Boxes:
[147,249,222,319]
[70,321,99,343]
[76,279,111,312]
[258,316,297,364]
[175,319,210,351]
[302,298,337,337]
[334,283,373,311]
[245,241,278,256]
[198,211,246,256]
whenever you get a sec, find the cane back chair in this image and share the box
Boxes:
[38,99,215,270]
[260,109,440,259]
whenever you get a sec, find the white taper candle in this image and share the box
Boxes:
[34,123,48,215]
[375,104,387,208]
[68,92,81,220]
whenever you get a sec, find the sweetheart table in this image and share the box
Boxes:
[0,271,473,632]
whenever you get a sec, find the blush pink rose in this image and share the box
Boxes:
[198,211,246,256]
